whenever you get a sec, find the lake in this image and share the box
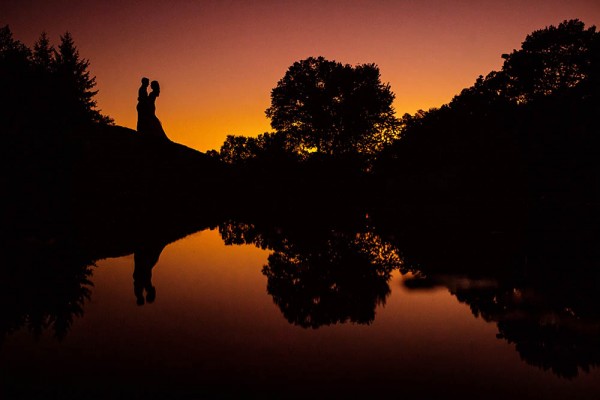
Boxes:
[2,219,599,399]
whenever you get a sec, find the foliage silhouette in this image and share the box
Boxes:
[219,131,299,166]
[1,25,34,132]
[498,19,598,103]
[215,194,600,376]
[211,20,598,215]
[0,241,94,342]
[0,26,112,133]
[32,31,53,70]
[404,269,600,379]
[1,19,600,391]
[263,230,399,328]
[371,193,600,379]
[54,32,112,125]
[265,56,399,157]
[219,213,402,329]
[375,19,599,211]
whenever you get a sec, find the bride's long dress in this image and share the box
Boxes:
[147,92,169,141]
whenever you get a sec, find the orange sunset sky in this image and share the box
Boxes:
[2,0,600,152]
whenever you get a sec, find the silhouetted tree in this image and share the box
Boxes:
[1,27,112,130]
[219,135,261,164]
[0,25,30,66]
[32,31,53,70]
[29,32,57,121]
[218,131,299,168]
[266,56,399,156]
[497,19,598,103]
[375,19,599,209]
[0,25,31,130]
[54,31,112,125]
[437,19,598,109]
[219,217,401,329]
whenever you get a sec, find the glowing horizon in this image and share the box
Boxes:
[2,0,600,152]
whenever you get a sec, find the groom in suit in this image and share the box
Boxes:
[136,77,150,134]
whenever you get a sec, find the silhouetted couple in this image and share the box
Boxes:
[136,77,169,140]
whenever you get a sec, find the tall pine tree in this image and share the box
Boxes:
[30,32,56,122]
[32,31,54,71]
[54,31,112,125]
[0,25,32,130]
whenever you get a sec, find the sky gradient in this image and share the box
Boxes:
[2,0,600,151]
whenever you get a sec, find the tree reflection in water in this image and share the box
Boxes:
[404,272,600,379]
[263,231,401,328]
[1,204,599,379]
[392,206,600,379]
[0,241,94,342]
[218,201,600,378]
[220,219,402,328]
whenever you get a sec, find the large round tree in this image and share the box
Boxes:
[265,56,399,156]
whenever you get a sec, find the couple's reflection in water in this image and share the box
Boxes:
[133,243,165,306]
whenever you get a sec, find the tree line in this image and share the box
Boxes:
[0,25,111,134]
[375,19,599,205]
[215,56,400,166]
[2,20,598,209]
[213,19,599,208]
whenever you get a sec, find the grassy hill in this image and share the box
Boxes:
[3,124,226,259]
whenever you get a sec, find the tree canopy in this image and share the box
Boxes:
[455,19,599,105]
[0,26,112,132]
[265,56,399,156]
[376,19,599,207]
[219,131,296,165]
[54,32,111,125]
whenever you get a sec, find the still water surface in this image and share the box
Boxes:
[2,228,600,398]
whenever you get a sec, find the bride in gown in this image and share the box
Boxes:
[147,80,169,141]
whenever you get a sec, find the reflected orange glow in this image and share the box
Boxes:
[90,230,507,364]
[3,1,600,151]
[4,229,600,396]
